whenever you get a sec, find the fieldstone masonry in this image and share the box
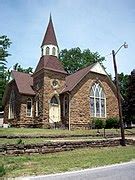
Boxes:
[3,16,119,129]
[0,139,134,155]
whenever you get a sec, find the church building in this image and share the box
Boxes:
[3,16,119,129]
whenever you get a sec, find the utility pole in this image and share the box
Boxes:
[112,50,125,146]
[112,42,128,146]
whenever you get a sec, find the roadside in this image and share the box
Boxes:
[16,161,135,180]
[1,145,135,178]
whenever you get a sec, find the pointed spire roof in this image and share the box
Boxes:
[41,15,58,47]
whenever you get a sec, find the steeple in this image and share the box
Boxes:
[41,15,59,57]
[35,15,67,75]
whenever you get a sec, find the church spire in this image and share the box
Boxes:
[41,14,58,47]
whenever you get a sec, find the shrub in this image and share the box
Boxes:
[94,118,104,129]
[105,117,119,129]
[0,165,6,177]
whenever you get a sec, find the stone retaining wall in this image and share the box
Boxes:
[0,139,134,155]
[0,134,120,139]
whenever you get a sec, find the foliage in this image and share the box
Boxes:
[105,117,119,129]
[117,73,129,99]
[119,70,135,127]
[0,35,12,111]
[59,47,105,74]
[13,63,33,74]
[92,118,104,129]
[126,70,135,125]
[0,165,6,177]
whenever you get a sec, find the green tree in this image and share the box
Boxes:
[13,63,33,74]
[118,73,129,99]
[59,47,105,74]
[126,70,135,125]
[0,35,12,111]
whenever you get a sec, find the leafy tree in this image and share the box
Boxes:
[0,35,11,111]
[113,73,130,127]
[59,47,105,74]
[126,70,135,125]
[118,73,129,99]
[13,63,33,74]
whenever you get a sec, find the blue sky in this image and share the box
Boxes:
[0,0,135,77]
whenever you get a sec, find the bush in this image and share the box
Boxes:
[94,118,104,129]
[0,165,6,177]
[105,117,119,129]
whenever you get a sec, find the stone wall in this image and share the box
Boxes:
[0,139,134,155]
[33,71,44,127]
[4,81,22,126]
[69,72,119,129]
[42,70,66,126]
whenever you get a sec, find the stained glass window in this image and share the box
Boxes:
[90,83,106,117]
[8,90,15,119]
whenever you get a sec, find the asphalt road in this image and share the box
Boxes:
[18,161,135,180]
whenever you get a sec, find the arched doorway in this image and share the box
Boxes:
[49,95,60,123]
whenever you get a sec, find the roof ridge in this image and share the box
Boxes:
[12,70,32,76]
[61,63,98,93]
[67,63,95,78]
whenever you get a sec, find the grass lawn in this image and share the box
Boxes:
[0,146,135,178]
[0,127,121,136]
[0,136,106,145]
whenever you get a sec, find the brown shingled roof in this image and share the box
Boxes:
[34,55,67,74]
[62,64,95,93]
[12,71,35,95]
[41,15,58,47]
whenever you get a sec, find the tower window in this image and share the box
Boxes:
[52,47,56,56]
[46,47,50,55]
[41,48,44,56]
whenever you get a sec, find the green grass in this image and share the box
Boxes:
[0,127,121,136]
[0,146,135,178]
[0,136,105,145]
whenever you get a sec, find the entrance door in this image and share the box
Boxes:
[49,95,60,123]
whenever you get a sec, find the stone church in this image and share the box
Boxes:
[3,16,119,129]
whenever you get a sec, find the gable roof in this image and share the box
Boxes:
[61,62,114,93]
[62,64,95,93]
[12,71,35,95]
[41,15,58,47]
[34,55,67,74]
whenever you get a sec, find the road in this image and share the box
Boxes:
[18,161,135,180]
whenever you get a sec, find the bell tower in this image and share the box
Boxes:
[41,15,59,57]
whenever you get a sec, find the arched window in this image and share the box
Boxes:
[90,83,106,117]
[52,47,56,56]
[26,98,32,117]
[8,90,15,119]
[63,95,69,116]
[50,96,59,106]
[46,47,50,55]
[36,97,40,117]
